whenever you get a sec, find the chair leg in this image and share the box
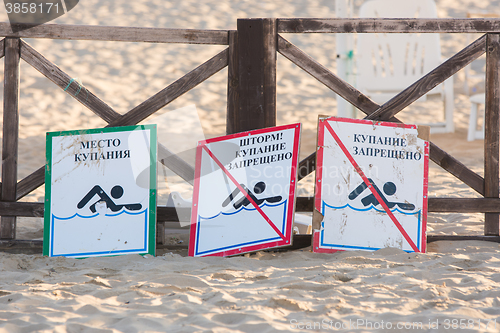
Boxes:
[478,105,485,140]
[468,102,479,141]
[444,77,454,133]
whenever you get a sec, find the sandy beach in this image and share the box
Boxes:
[0,0,499,331]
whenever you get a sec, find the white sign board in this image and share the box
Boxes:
[313,117,429,253]
[189,124,301,257]
[44,125,157,258]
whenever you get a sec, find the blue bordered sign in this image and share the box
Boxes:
[189,124,301,257]
[44,125,157,258]
[313,117,429,253]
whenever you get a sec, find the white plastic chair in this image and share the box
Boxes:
[356,0,454,133]
[468,93,485,141]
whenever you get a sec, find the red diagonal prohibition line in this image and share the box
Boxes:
[323,121,419,252]
[201,145,286,241]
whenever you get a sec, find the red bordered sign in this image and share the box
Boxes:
[313,117,429,253]
[189,124,301,257]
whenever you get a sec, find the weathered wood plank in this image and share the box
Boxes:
[0,38,4,59]
[268,234,312,251]
[226,31,239,134]
[0,240,43,254]
[1,38,20,240]
[3,235,498,255]
[427,235,500,243]
[297,197,500,213]
[366,34,487,122]
[484,34,500,236]
[4,235,500,255]
[108,48,229,127]
[235,19,277,132]
[0,202,44,217]
[278,35,380,115]
[20,40,121,123]
[0,202,190,219]
[296,196,314,212]
[156,222,166,245]
[429,198,500,212]
[157,207,190,222]
[278,18,500,33]
[0,22,229,45]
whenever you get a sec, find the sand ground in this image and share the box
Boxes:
[0,0,499,332]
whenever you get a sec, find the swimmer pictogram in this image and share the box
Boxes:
[222,181,282,209]
[348,179,415,211]
[77,185,142,213]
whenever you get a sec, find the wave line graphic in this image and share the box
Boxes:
[53,208,147,221]
[199,201,286,221]
[322,202,420,216]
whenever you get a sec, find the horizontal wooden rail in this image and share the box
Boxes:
[278,18,500,33]
[2,235,499,255]
[295,197,500,213]
[0,202,44,217]
[427,235,500,243]
[0,240,43,254]
[428,198,500,213]
[0,203,186,221]
[157,207,190,222]
[0,22,229,45]
[5,198,500,218]
[2,235,500,255]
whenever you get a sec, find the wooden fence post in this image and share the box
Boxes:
[1,38,20,240]
[226,30,239,134]
[484,33,500,236]
[232,18,277,133]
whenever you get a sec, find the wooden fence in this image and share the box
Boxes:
[1,18,500,252]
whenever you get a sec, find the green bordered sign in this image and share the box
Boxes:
[44,125,157,258]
